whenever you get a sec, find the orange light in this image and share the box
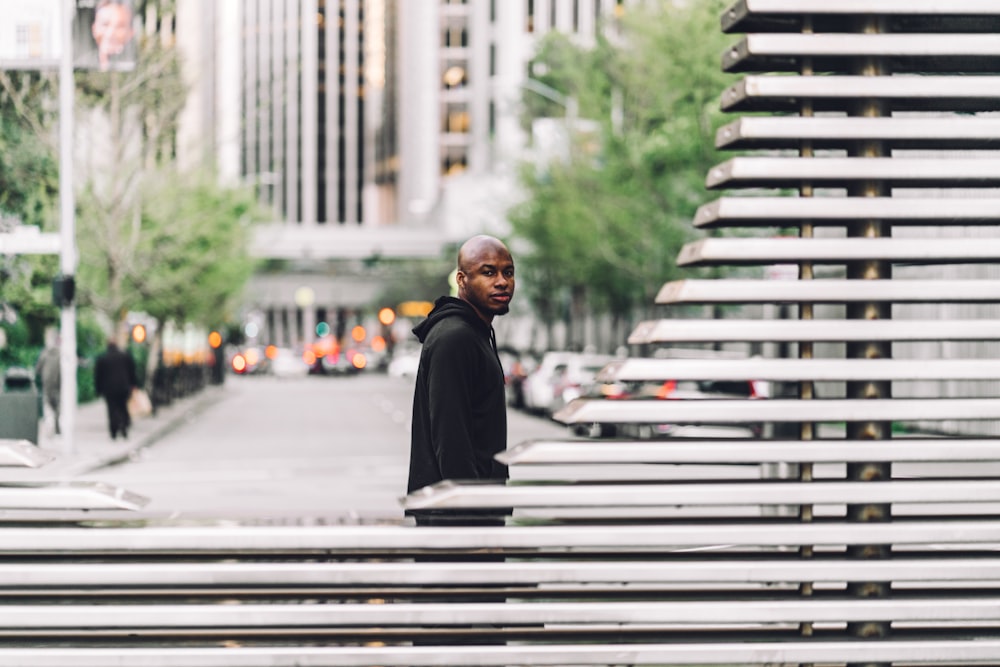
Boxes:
[303,349,317,366]
[351,325,366,343]
[399,301,434,318]
[131,324,147,344]
[352,352,367,370]
[264,344,278,360]
[377,307,396,326]
[208,331,223,349]
[231,354,247,373]
[370,335,386,352]
[244,348,260,366]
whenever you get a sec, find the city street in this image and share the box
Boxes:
[77,372,569,523]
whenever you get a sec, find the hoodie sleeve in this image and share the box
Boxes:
[424,324,481,480]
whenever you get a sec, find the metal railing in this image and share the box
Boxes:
[5,1,1000,664]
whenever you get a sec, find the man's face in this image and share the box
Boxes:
[93,5,134,57]
[458,246,515,321]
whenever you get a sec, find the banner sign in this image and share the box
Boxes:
[74,0,137,71]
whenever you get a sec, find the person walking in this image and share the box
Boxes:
[406,234,516,526]
[34,334,61,436]
[94,340,138,440]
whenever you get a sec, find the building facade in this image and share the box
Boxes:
[176,0,635,350]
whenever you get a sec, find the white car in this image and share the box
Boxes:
[520,351,575,414]
[387,349,421,379]
[269,348,310,378]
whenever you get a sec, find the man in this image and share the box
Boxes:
[94,340,138,440]
[34,333,61,436]
[91,0,135,71]
[406,235,515,526]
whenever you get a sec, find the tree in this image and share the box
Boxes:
[0,71,62,350]
[510,0,734,349]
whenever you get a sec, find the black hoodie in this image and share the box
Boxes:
[406,296,509,509]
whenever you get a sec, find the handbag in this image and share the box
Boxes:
[127,387,153,418]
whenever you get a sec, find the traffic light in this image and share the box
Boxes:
[52,275,75,307]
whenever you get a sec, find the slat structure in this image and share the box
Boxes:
[5,2,1000,666]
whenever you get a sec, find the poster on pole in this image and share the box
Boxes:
[73,0,137,72]
[0,0,62,69]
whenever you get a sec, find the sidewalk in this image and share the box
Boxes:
[23,386,223,480]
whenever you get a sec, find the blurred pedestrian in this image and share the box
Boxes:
[406,234,516,526]
[94,340,138,440]
[34,332,61,436]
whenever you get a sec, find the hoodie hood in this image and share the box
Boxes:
[412,296,489,343]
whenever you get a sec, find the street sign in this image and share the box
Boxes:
[0,229,61,255]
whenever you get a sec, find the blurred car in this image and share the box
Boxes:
[269,347,310,378]
[520,351,575,414]
[521,351,618,416]
[498,348,538,409]
[572,378,768,439]
[387,347,421,379]
[546,353,618,417]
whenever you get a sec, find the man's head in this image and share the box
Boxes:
[92,1,134,70]
[456,235,515,324]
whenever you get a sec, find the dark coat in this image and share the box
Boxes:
[94,343,138,399]
[406,297,509,505]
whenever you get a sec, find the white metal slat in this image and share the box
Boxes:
[599,357,1000,382]
[628,319,1000,343]
[678,237,1000,266]
[9,640,1000,667]
[695,196,1000,227]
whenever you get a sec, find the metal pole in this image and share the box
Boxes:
[58,0,77,456]
[846,16,891,667]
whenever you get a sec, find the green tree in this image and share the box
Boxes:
[0,71,62,351]
[510,0,734,348]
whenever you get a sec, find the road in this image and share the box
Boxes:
[78,372,569,523]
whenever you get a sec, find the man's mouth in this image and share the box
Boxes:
[491,294,511,303]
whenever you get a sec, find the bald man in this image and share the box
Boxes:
[406,235,516,526]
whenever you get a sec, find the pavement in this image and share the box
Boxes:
[22,385,223,481]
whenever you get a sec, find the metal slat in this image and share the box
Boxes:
[722,76,1000,113]
[655,279,1000,305]
[723,0,1000,33]
[9,598,1000,628]
[4,557,1000,587]
[7,641,1000,667]
[404,479,1000,511]
[0,483,148,511]
[678,237,1000,266]
[1,521,1000,552]
[695,196,1000,228]
[716,116,1000,151]
[554,397,1000,425]
[724,34,1000,73]
[707,157,1000,189]
[628,319,1000,343]
[500,439,1000,465]
[0,441,53,468]
[599,357,1000,382]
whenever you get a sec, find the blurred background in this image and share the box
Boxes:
[0,0,733,419]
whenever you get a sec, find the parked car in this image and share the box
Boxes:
[520,351,576,415]
[546,353,618,417]
[498,348,538,409]
[521,351,618,416]
[387,347,421,379]
[269,347,311,378]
